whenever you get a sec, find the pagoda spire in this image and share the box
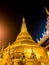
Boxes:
[16,16,33,42]
[45,7,49,15]
[45,7,49,34]
[21,17,28,33]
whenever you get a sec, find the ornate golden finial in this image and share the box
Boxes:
[21,17,27,32]
[45,7,49,15]
[22,16,25,22]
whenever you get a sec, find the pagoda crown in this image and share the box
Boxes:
[21,17,28,33]
[16,17,33,40]
[45,7,49,15]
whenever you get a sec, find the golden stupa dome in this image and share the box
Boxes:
[0,17,48,65]
[15,17,36,44]
[9,17,47,59]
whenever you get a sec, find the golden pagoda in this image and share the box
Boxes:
[0,17,49,65]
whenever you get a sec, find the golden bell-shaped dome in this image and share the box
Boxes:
[16,17,35,44]
[0,17,47,65]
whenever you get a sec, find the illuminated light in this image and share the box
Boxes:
[0,22,10,48]
[36,54,40,59]
[40,38,42,40]
[0,25,5,38]
[46,30,49,34]
[24,49,32,52]
[42,33,45,37]
[45,6,49,15]
[47,51,49,58]
[36,38,39,42]
[21,17,27,32]
[0,27,7,40]
[36,54,42,61]
[24,49,32,58]
[44,31,47,36]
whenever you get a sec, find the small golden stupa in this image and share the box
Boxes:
[0,17,49,65]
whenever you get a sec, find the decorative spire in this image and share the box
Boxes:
[45,7,49,15]
[16,16,33,42]
[21,17,27,32]
[45,7,49,34]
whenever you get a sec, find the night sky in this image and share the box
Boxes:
[0,0,49,48]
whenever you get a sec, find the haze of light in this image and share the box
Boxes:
[0,20,10,48]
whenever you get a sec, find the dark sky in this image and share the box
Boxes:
[0,0,49,48]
